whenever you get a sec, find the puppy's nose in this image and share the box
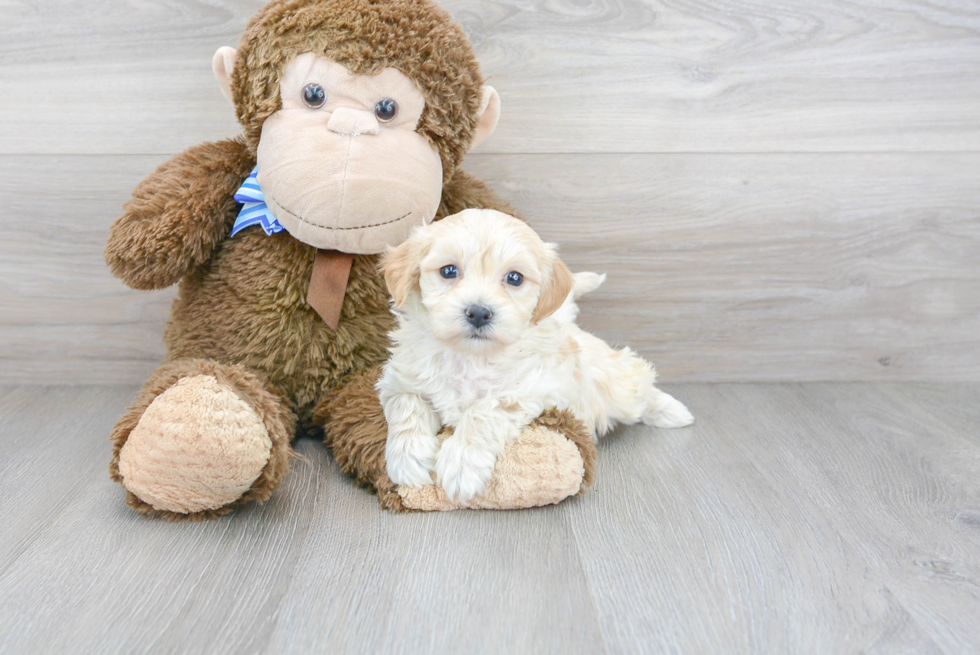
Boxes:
[465,304,493,328]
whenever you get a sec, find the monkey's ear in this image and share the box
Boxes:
[532,254,575,324]
[382,238,423,308]
[469,86,501,150]
[212,46,238,105]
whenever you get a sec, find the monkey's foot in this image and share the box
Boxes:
[117,375,272,514]
[397,410,596,511]
[110,359,295,520]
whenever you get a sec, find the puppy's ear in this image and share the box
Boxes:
[382,237,422,307]
[532,254,575,324]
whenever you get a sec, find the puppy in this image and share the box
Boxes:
[378,209,694,502]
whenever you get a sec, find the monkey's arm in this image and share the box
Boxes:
[105,137,255,290]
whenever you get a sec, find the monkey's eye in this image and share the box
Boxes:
[505,271,524,287]
[375,98,398,122]
[440,265,459,279]
[302,83,326,108]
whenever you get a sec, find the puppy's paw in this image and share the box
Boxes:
[386,431,439,487]
[644,391,695,428]
[436,435,497,503]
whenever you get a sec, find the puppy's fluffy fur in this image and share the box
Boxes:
[378,209,693,502]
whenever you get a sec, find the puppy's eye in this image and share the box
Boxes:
[440,265,459,279]
[302,83,326,108]
[505,271,524,286]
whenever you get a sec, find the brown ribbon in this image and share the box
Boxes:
[307,249,354,331]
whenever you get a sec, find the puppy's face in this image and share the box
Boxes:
[383,209,574,354]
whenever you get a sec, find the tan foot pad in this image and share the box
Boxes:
[118,375,273,514]
[396,424,586,511]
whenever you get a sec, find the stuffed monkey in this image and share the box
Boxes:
[104,0,594,520]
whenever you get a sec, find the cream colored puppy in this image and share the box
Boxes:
[378,209,693,502]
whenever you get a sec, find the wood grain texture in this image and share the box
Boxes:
[0,383,978,653]
[266,485,604,654]
[0,386,325,654]
[565,384,944,653]
[3,153,977,384]
[690,383,980,654]
[469,153,980,382]
[1,0,979,154]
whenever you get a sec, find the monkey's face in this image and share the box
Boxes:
[255,53,444,253]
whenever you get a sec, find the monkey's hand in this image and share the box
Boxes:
[104,137,254,290]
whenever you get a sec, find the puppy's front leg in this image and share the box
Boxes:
[382,393,442,487]
[437,398,537,503]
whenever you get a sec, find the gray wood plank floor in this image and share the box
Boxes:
[0,383,977,654]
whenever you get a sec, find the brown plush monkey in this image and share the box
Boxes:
[104,0,594,520]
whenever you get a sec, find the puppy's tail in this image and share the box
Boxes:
[553,272,606,325]
[573,272,606,298]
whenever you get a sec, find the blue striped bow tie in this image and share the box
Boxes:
[231,167,285,237]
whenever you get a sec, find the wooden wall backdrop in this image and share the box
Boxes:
[1,0,978,383]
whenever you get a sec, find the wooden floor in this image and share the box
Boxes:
[0,383,977,654]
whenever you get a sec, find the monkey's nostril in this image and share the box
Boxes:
[465,304,493,328]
